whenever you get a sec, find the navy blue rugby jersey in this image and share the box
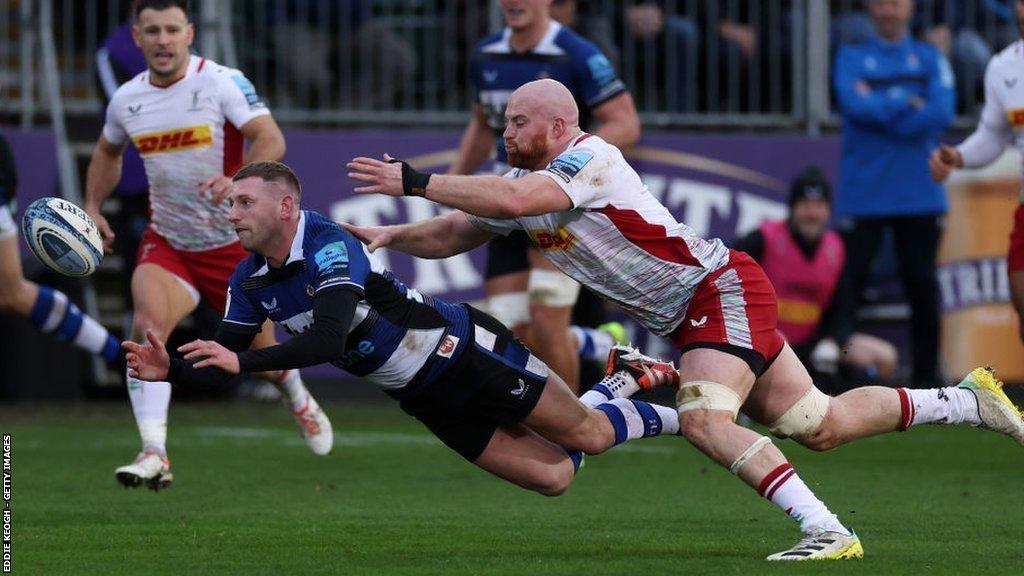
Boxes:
[469,21,625,165]
[224,210,470,390]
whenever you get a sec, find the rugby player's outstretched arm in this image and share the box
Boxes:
[344,211,495,258]
[132,287,359,387]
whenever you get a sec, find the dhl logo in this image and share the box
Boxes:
[133,125,213,155]
[1006,108,1024,128]
[529,227,576,251]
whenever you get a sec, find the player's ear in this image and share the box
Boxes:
[551,117,566,139]
[185,22,195,46]
[130,23,142,47]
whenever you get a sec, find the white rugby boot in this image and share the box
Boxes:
[957,366,1024,446]
[115,450,173,492]
[290,394,333,456]
[767,529,863,561]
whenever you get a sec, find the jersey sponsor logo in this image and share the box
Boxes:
[436,334,459,358]
[529,226,577,251]
[1006,108,1024,127]
[231,74,266,110]
[546,150,594,183]
[314,241,350,273]
[260,297,278,311]
[689,315,707,328]
[128,103,142,115]
[132,125,213,156]
[586,53,617,88]
[340,339,375,366]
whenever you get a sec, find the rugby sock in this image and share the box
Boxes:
[275,369,309,412]
[896,387,981,430]
[570,325,617,363]
[579,371,640,407]
[565,449,584,473]
[126,372,171,455]
[28,286,121,362]
[594,398,681,445]
[759,463,851,536]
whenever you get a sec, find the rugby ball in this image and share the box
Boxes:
[21,197,104,277]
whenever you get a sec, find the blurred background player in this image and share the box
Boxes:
[449,0,640,391]
[0,133,121,364]
[83,0,331,491]
[125,160,683,496]
[930,0,1024,346]
[833,0,955,387]
[733,166,898,393]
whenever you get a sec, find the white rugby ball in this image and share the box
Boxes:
[22,197,104,277]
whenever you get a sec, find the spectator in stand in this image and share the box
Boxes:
[733,166,898,393]
[833,0,955,387]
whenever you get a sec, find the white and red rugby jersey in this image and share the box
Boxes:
[468,133,731,336]
[958,40,1024,201]
[102,55,270,251]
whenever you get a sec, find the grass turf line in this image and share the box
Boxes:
[2,402,1022,575]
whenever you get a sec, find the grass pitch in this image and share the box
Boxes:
[2,400,1023,575]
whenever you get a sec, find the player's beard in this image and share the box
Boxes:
[506,132,549,171]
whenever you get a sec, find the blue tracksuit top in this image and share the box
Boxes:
[833,34,955,217]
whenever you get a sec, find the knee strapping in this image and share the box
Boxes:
[769,386,831,439]
[486,292,531,328]
[676,380,743,418]
[729,436,772,475]
[527,269,580,308]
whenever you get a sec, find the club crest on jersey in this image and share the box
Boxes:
[436,335,459,359]
[547,150,594,183]
[1006,108,1024,127]
[132,125,213,156]
[529,226,576,251]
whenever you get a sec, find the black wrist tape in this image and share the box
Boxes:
[389,158,431,197]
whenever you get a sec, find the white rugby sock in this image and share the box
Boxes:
[126,372,171,455]
[275,369,309,411]
[579,372,641,408]
[896,387,981,430]
[759,463,850,535]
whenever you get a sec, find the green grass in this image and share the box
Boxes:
[2,401,1023,575]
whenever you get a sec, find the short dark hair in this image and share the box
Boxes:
[232,161,302,200]
[135,0,190,21]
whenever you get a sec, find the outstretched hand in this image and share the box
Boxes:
[346,154,405,196]
[124,330,170,381]
[341,222,395,252]
[178,339,241,374]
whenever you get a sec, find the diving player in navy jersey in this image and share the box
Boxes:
[126,161,681,495]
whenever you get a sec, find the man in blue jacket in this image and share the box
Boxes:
[833,0,954,387]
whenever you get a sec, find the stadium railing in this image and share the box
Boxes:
[0,0,995,131]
